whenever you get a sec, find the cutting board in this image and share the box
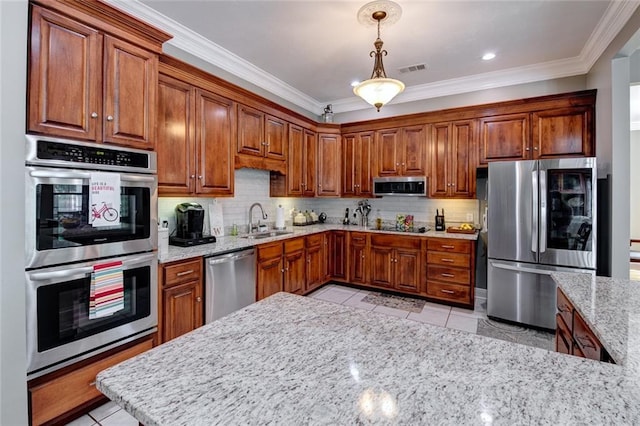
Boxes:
[208,201,224,236]
[446,227,476,234]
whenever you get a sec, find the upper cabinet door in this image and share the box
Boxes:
[195,89,235,195]
[450,120,475,197]
[376,128,401,176]
[157,73,195,195]
[103,36,158,149]
[430,123,450,198]
[287,124,304,196]
[479,113,530,164]
[265,115,287,161]
[532,107,593,159]
[317,133,341,196]
[28,6,102,141]
[303,129,317,197]
[401,125,427,176]
[342,134,357,196]
[237,105,265,156]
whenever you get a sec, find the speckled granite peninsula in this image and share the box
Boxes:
[97,292,640,425]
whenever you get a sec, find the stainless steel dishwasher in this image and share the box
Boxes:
[205,248,256,323]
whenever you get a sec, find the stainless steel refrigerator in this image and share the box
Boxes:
[487,158,596,330]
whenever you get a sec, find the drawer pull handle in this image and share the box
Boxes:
[441,273,455,278]
[576,335,597,350]
[558,304,571,313]
[176,270,194,277]
[89,381,96,387]
[441,245,455,249]
[441,289,455,294]
[441,258,454,263]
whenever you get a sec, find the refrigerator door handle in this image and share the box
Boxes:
[539,169,547,253]
[490,261,554,276]
[531,170,538,253]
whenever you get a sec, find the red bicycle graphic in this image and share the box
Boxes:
[90,202,119,222]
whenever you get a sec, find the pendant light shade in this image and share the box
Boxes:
[354,6,405,111]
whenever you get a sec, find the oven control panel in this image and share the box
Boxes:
[36,140,149,169]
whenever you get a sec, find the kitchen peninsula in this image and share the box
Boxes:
[98,282,640,425]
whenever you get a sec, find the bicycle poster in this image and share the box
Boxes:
[89,172,121,227]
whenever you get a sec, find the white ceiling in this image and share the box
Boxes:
[107,0,640,116]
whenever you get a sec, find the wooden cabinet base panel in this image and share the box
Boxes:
[29,337,153,426]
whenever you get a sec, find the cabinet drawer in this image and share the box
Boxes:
[556,288,573,332]
[426,281,471,303]
[258,241,283,261]
[555,314,572,355]
[427,238,471,254]
[350,232,368,245]
[573,311,603,361]
[371,234,421,249]
[427,265,470,285]
[164,258,202,286]
[30,339,152,425]
[427,251,470,268]
[305,233,323,248]
[285,237,305,252]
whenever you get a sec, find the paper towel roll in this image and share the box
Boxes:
[275,205,285,229]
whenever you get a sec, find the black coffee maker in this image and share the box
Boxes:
[170,203,216,247]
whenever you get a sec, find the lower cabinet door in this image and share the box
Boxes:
[394,248,421,293]
[555,315,572,355]
[163,280,203,342]
[370,246,394,288]
[257,256,283,300]
[284,249,306,294]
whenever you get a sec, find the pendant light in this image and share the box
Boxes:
[353,7,405,112]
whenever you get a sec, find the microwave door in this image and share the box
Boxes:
[538,158,597,269]
[488,160,538,264]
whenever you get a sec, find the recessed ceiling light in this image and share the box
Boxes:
[482,52,496,61]
[351,80,361,87]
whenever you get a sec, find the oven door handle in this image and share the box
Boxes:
[29,267,95,281]
[29,169,156,182]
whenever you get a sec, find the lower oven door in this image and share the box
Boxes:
[25,252,157,378]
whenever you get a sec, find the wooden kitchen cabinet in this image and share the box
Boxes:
[317,132,342,196]
[478,113,530,164]
[286,124,317,196]
[349,232,369,285]
[28,3,170,149]
[306,233,326,292]
[370,234,422,294]
[430,120,476,198]
[376,126,427,177]
[236,104,287,173]
[28,337,152,426]
[555,288,611,362]
[342,132,374,197]
[532,107,594,158]
[257,238,307,298]
[160,258,203,343]
[157,66,235,196]
[328,230,347,281]
[426,238,475,307]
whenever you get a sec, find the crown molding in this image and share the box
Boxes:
[105,0,639,116]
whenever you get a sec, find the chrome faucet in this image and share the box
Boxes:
[248,203,268,233]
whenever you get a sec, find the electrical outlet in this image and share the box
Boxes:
[466,213,473,222]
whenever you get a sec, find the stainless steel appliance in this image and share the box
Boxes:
[205,248,256,323]
[25,252,157,378]
[373,176,427,196]
[488,158,597,330]
[25,135,157,269]
[24,135,158,378]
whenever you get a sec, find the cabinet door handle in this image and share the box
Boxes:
[190,175,195,179]
[196,297,202,303]
[441,258,454,263]
[198,175,203,179]
[91,112,98,118]
[441,273,455,278]
[440,289,455,294]
[106,115,114,121]
[176,270,194,277]
[533,146,539,151]
[525,147,531,151]
[558,304,571,313]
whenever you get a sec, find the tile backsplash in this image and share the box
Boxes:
[159,168,480,235]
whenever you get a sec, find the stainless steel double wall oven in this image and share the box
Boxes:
[24,135,158,378]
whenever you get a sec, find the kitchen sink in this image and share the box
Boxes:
[241,230,293,240]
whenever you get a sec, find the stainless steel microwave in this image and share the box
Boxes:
[373,176,428,197]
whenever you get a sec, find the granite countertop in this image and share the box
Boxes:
[552,272,640,370]
[97,292,640,425]
[160,224,478,264]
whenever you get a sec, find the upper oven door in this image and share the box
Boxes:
[25,166,158,269]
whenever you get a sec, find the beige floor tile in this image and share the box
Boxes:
[407,307,450,327]
[422,301,453,313]
[88,401,120,422]
[451,306,488,319]
[64,415,97,426]
[446,314,478,333]
[373,305,410,319]
[342,292,376,311]
[313,286,358,304]
[100,408,138,426]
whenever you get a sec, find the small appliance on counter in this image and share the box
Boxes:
[170,202,216,247]
[435,209,445,231]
